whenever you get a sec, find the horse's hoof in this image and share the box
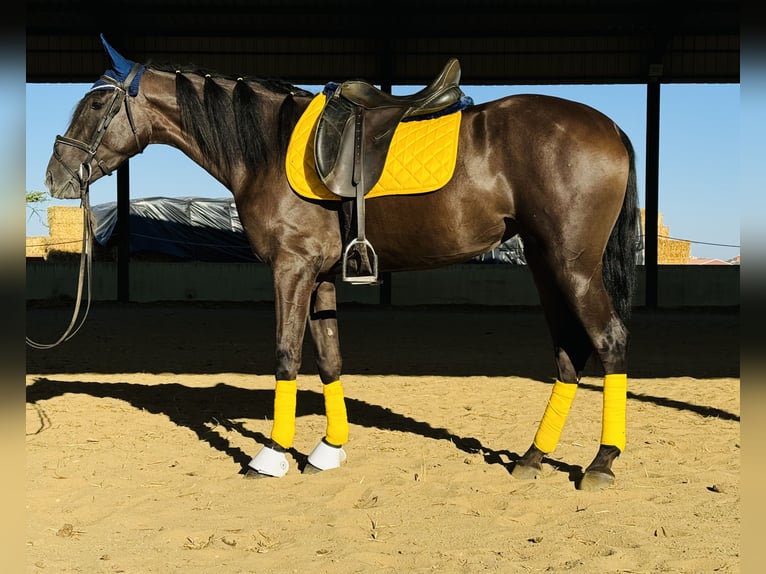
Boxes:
[244,469,271,479]
[511,463,541,480]
[302,462,323,475]
[578,468,615,491]
[305,440,347,472]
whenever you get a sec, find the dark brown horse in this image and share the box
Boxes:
[45,36,639,490]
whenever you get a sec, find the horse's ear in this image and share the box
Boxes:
[100,33,134,78]
[95,33,144,96]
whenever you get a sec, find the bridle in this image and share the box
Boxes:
[26,64,144,349]
[52,64,144,192]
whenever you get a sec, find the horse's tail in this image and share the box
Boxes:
[602,127,640,323]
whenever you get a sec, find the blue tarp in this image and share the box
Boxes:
[92,197,260,262]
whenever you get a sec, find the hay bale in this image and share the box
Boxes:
[25,205,116,261]
[639,208,690,264]
[658,237,691,264]
[25,236,50,259]
[43,206,86,258]
[48,205,84,234]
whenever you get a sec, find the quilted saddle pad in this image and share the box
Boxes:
[286,93,462,201]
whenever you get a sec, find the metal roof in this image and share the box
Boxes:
[26,0,740,307]
[26,0,739,86]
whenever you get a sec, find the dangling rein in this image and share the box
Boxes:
[286,93,464,201]
[25,180,94,349]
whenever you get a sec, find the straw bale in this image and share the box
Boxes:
[25,236,50,259]
[639,208,690,264]
[658,237,691,264]
[35,206,86,258]
[48,206,84,236]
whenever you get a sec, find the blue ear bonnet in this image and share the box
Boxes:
[91,34,145,96]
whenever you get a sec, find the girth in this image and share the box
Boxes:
[313,58,464,284]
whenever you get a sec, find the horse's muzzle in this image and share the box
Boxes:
[46,171,82,199]
[46,157,93,199]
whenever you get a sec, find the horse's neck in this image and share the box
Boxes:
[141,68,278,192]
[141,71,215,170]
[140,70,212,173]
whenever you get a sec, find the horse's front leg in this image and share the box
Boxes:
[303,276,349,473]
[247,263,316,478]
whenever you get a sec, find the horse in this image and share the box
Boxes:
[44,36,639,491]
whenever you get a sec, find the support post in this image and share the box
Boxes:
[116,161,130,303]
[644,76,661,308]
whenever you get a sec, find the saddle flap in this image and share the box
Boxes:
[314,93,358,198]
[315,91,403,198]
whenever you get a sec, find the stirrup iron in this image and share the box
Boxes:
[341,123,380,285]
[342,238,379,285]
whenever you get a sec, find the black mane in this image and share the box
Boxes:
[146,62,314,175]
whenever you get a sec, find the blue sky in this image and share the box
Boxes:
[26,81,740,261]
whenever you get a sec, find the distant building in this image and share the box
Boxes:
[688,256,739,266]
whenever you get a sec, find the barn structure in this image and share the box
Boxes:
[26,0,740,306]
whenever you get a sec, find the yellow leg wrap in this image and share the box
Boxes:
[270,380,297,449]
[533,380,578,454]
[323,380,349,447]
[601,373,627,452]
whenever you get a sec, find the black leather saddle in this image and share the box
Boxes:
[315,58,463,199]
[313,58,465,284]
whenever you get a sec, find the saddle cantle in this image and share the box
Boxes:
[315,58,463,198]
[311,58,465,285]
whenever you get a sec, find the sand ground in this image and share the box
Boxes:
[26,303,740,573]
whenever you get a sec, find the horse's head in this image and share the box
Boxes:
[45,35,147,199]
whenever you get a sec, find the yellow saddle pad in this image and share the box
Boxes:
[286,93,462,201]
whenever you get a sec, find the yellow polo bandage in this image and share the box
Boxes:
[323,380,349,447]
[270,380,298,449]
[533,380,578,454]
[601,373,627,452]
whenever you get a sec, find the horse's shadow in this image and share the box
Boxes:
[25,377,540,478]
[26,376,739,485]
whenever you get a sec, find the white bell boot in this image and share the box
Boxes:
[247,445,289,478]
[306,439,347,472]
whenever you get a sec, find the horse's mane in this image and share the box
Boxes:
[146,62,315,175]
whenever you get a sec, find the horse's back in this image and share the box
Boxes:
[465,93,627,157]
[463,92,631,211]
[363,92,631,270]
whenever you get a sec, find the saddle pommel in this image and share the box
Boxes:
[340,58,462,119]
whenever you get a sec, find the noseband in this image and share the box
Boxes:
[52,62,144,195]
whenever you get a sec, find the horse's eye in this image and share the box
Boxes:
[91,101,104,111]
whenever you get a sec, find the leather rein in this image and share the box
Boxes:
[26,65,143,349]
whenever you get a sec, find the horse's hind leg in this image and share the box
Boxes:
[513,240,628,490]
[303,277,349,473]
[511,250,594,481]
[571,289,629,491]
